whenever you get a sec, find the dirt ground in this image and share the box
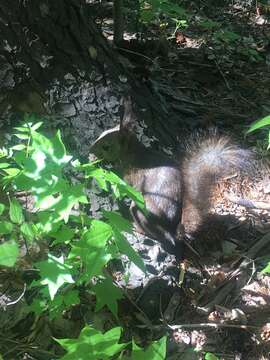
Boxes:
[103,1,270,359]
[1,1,270,359]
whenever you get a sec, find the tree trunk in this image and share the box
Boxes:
[0,0,178,157]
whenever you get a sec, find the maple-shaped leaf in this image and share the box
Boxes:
[103,211,145,271]
[35,253,74,300]
[132,336,167,360]
[93,276,123,318]
[55,183,88,223]
[51,225,75,245]
[56,325,128,360]
[69,220,112,281]
[113,228,145,272]
[103,210,132,233]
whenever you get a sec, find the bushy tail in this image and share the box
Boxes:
[181,132,252,234]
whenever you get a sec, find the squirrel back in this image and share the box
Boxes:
[90,97,252,254]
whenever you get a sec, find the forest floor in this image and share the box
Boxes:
[103,1,270,359]
[2,1,270,360]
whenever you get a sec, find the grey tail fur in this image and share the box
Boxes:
[181,131,252,234]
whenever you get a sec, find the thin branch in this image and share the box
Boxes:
[6,283,26,306]
[136,322,259,330]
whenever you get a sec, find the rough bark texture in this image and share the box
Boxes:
[0,0,121,154]
[0,0,180,161]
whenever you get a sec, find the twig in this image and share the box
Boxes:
[136,322,259,330]
[6,283,26,306]
[3,345,23,358]
[246,232,270,259]
[112,276,154,329]
[214,58,231,90]
[135,275,165,304]
[225,194,270,210]
[177,60,214,68]
[116,46,154,63]
[168,323,258,330]
[199,281,236,314]
[183,239,200,257]
[246,259,256,286]
[202,233,270,313]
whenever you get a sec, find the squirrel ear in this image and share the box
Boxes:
[119,95,137,133]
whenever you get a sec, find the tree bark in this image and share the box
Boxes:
[0,0,179,157]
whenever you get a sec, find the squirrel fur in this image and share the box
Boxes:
[90,96,251,254]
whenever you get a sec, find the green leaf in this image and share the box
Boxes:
[28,297,47,315]
[0,163,11,169]
[11,144,26,151]
[0,147,8,158]
[0,241,19,267]
[69,213,92,226]
[70,220,112,281]
[82,164,145,210]
[9,198,24,224]
[55,326,128,360]
[105,170,144,204]
[93,277,123,318]
[63,289,80,306]
[31,121,43,131]
[113,229,146,272]
[35,178,69,209]
[37,211,62,234]
[103,210,145,271]
[52,130,71,164]
[34,180,87,223]
[0,203,5,216]
[82,165,109,191]
[119,183,145,210]
[54,184,88,223]
[13,151,28,166]
[0,221,13,234]
[14,126,30,133]
[205,353,219,360]
[132,336,167,360]
[49,294,65,319]
[103,211,132,233]
[12,129,72,198]
[14,133,30,140]
[51,225,75,245]
[31,130,72,165]
[261,261,270,273]
[35,253,74,300]
[20,223,36,242]
[3,168,20,177]
[42,289,80,320]
[246,115,270,134]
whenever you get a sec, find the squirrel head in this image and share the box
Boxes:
[90,125,122,162]
[90,96,137,162]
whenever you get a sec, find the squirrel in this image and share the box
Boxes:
[90,96,251,255]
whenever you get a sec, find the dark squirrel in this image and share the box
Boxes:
[90,97,251,255]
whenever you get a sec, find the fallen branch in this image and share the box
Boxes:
[225,194,270,210]
[199,233,270,313]
[136,322,259,330]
